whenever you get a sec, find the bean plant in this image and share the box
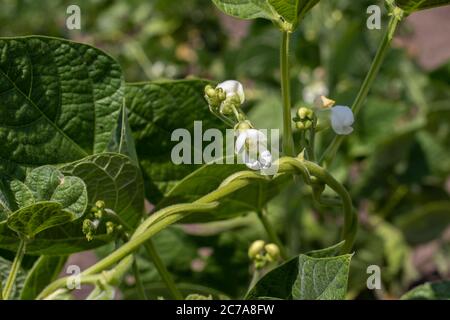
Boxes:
[0,0,449,300]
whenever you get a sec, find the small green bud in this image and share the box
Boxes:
[82,219,95,241]
[264,243,280,261]
[95,200,105,209]
[221,102,234,116]
[106,221,115,235]
[303,119,312,129]
[217,88,226,101]
[235,120,252,131]
[248,240,265,259]
[204,85,216,98]
[296,122,305,130]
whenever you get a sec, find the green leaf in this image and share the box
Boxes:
[0,154,140,254]
[125,79,226,203]
[401,281,450,300]
[211,0,276,20]
[0,36,123,178]
[7,202,73,238]
[305,241,346,258]
[20,255,67,300]
[291,254,352,299]
[247,243,352,300]
[211,0,320,30]
[107,105,139,165]
[157,160,290,222]
[395,201,450,245]
[394,0,450,13]
[6,166,88,238]
[0,256,26,300]
[61,153,144,228]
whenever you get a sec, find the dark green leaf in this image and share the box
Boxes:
[247,243,352,300]
[401,281,450,300]
[125,80,225,203]
[6,166,88,238]
[0,36,123,178]
[61,153,144,228]
[20,255,67,300]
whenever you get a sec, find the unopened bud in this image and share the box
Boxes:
[264,243,280,261]
[248,240,265,259]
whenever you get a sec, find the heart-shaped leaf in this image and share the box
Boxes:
[6,166,88,238]
[394,0,450,13]
[125,80,226,203]
[246,242,352,300]
[60,153,144,229]
[0,36,123,179]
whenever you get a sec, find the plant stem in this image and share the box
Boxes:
[143,240,183,300]
[281,31,295,156]
[132,258,148,300]
[320,11,403,166]
[256,209,288,260]
[279,157,357,253]
[2,239,26,300]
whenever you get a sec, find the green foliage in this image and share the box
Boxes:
[0,256,26,300]
[211,0,320,31]
[126,80,226,202]
[157,161,290,222]
[247,242,352,299]
[0,36,123,179]
[401,281,450,300]
[394,0,450,13]
[5,166,88,239]
[20,255,67,300]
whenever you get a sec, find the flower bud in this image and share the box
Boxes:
[248,240,265,259]
[217,80,245,104]
[264,243,280,261]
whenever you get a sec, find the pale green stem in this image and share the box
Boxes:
[2,239,26,300]
[256,208,288,260]
[143,240,183,300]
[281,31,295,156]
[279,158,357,253]
[320,11,403,167]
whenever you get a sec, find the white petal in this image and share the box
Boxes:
[217,80,245,104]
[331,105,354,135]
[235,131,248,154]
[242,151,261,170]
[259,149,272,169]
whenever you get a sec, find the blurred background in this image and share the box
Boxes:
[1,0,449,299]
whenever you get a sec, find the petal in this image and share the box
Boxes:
[259,150,272,169]
[217,80,245,103]
[235,131,247,154]
[331,106,354,135]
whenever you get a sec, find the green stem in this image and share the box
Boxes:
[279,158,357,253]
[281,31,295,156]
[2,239,26,300]
[320,11,403,166]
[256,209,288,260]
[132,258,148,300]
[143,240,183,300]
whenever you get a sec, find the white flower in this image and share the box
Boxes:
[217,80,245,104]
[235,129,272,170]
[330,105,354,135]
